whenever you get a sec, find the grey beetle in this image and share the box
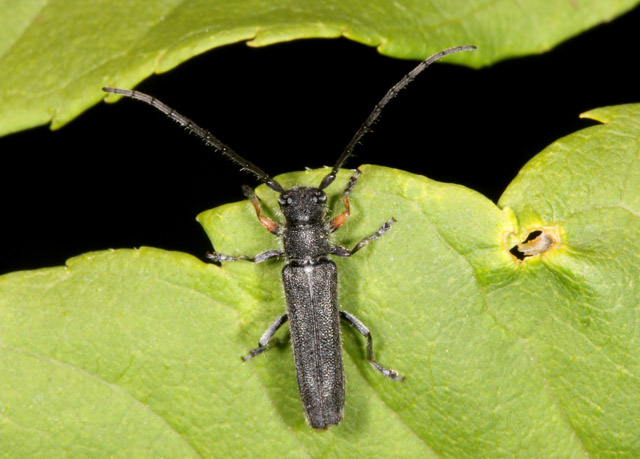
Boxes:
[103,45,475,429]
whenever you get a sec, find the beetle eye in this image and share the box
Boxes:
[278,196,288,206]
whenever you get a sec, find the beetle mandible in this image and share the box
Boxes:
[103,45,475,429]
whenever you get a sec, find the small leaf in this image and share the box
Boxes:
[1,0,638,136]
[1,104,639,455]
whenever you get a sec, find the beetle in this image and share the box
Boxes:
[102,45,475,429]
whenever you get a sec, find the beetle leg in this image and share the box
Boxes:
[242,185,281,235]
[331,217,395,257]
[340,310,404,381]
[330,169,361,232]
[242,313,289,361]
[207,249,284,264]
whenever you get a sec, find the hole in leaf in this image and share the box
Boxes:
[510,229,556,260]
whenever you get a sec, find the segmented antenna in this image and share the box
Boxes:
[102,87,285,193]
[318,45,476,190]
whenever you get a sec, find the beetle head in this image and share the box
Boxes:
[278,187,327,225]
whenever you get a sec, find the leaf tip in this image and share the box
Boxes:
[579,104,640,125]
[579,108,608,124]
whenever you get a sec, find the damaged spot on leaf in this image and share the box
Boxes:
[510,228,558,261]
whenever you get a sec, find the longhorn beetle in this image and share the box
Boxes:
[103,45,475,429]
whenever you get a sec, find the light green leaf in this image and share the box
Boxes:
[1,104,639,456]
[1,0,638,136]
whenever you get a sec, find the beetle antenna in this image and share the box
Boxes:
[102,87,285,193]
[319,45,476,190]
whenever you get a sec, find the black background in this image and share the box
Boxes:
[1,7,639,274]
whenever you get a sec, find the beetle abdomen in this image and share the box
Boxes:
[283,259,345,429]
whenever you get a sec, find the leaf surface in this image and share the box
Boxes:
[1,104,639,456]
[1,0,638,135]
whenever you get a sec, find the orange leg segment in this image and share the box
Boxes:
[330,169,361,232]
[331,195,351,230]
[243,185,280,234]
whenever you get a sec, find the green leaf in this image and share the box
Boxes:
[2,103,639,456]
[1,0,638,137]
